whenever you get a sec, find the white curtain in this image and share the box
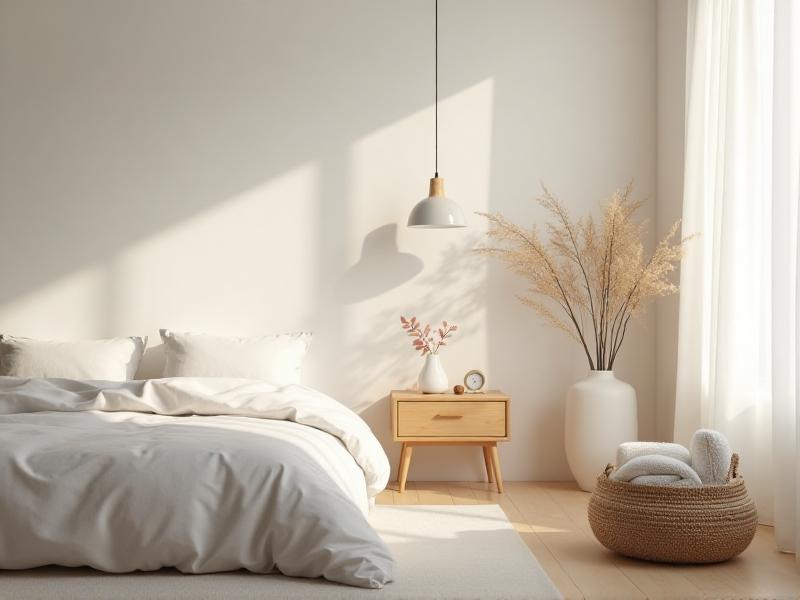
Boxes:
[674,0,800,555]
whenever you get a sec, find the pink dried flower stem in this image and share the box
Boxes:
[400,316,458,356]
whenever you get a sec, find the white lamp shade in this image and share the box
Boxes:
[407,176,467,228]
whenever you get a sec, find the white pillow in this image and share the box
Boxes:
[0,335,147,381]
[159,329,311,385]
[690,429,733,485]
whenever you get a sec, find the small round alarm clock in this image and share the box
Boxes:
[463,369,486,393]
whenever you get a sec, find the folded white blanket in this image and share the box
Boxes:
[616,441,691,467]
[610,455,702,486]
[629,474,680,485]
[690,429,732,484]
[629,474,699,487]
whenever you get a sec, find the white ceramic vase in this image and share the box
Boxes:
[564,370,638,492]
[418,353,448,393]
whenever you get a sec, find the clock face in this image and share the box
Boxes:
[464,370,485,391]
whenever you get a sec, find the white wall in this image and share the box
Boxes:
[0,0,657,481]
[656,0,688,442]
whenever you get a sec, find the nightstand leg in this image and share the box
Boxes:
[482,445,495,483]
[398,443,413,493]
[396,445,406,482]
[489,443,504,493]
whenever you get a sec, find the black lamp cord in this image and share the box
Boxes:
[435,0,438,179]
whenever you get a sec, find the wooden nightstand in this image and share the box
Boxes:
[391,390,510,493]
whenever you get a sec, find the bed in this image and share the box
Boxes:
[0,376,393,588]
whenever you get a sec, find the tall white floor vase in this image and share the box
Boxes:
[565,371,638,492]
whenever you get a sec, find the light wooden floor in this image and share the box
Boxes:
[376,481,800,600]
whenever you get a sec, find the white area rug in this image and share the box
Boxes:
[0,504,561,600]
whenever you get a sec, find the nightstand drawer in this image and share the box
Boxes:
[397,401,506,437]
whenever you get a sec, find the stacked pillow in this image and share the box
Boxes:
[0,335,146,381]
[0,330,312,386]
[159,329,311,385]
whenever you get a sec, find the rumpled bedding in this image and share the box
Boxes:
[0,377,393,588]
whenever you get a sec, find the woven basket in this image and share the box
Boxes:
[588,454,758,563]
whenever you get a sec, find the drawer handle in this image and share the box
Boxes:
[434,414,464,419]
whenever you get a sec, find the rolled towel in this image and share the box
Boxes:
[610,454,702,486]
[629,474,680,486]
[616,441,691,467]
[629,475,698,487]
[690,429,732,485]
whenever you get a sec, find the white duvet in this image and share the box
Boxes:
[0,377,393,588]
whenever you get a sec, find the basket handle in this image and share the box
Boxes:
[603,463,615,478]
[726,453,740,482]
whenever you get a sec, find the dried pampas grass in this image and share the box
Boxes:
[477,183,693,370]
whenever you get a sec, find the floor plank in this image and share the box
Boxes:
[468,482,536,532]
[505,481,577,534]
[386,481,419,505]
[393,481,800,600]
[407,481,454,505]
[446,482,479,505]
[533,529,647,599]
[670,526,800,599]
[375,489,394,505]
[605,555,703,599]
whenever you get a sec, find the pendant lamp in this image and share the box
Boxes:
[407,0,466,229]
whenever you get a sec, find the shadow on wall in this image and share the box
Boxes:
[338,225,424,304]
[348,232,486,409]
[352,233,486,476]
